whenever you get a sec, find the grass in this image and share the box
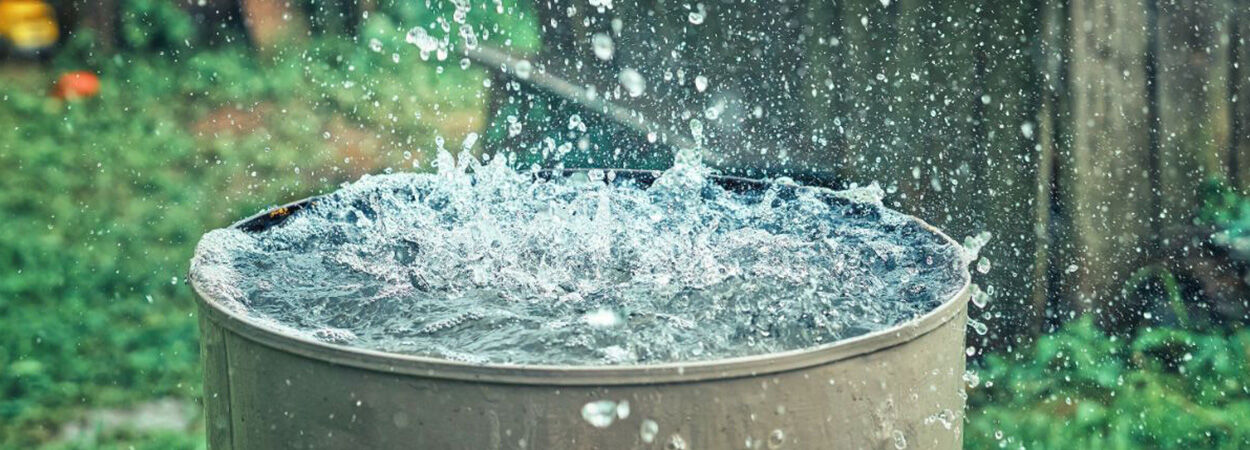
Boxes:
[0,20,527,446]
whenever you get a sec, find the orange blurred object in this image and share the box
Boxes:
[52,71,101,100]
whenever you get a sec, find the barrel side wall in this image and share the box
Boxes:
[200,304,967,450]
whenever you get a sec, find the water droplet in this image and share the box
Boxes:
[405,27,438,54]
[969,284,990,308]
[976,257,991,274]
[619,68,646,97]
[460,24,479,50]
[892,430,907,449]
[963,370,980,389]
[1020,122,1035,139]
[369,38,383,52]
[583,308,622,327]
[968,318,988,336]
[592,33,614,60]
[768,428,785,448]
[616,400,630,419]
[688,8,705,25]
[640,419,659,443]
[667,434,688,450]
[961,231,992,262]
[694,75,709,92]
[581,400,618,428]
[589,0,614,12]
[514,60,534,80]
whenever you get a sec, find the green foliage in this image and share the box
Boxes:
[968,183,1250,448]
[0,30,499,446]
[42,430,203,450]
[1199,178,1250,259]
[119,0,196,50]
[1,1,538,445]
[967,317,1250,449]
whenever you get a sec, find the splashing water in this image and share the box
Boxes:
[190,148,966,365]
[618,68,646,97]
[591,33,614,61]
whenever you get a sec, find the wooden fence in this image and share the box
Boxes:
[478,0,1250,344]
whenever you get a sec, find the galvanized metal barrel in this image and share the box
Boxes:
[192,170,971,449]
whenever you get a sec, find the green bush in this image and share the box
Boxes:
[0,18,528,443]
[1199,178,1250,260]
[966,317,1250,449]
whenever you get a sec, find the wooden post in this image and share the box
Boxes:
[1059,0,1154,314]
[1156,0,1233,226]
[1032,0,1069,334]
[1233,3,1250,190]
[972,0,1046,343]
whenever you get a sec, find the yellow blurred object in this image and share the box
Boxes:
[0,0,58,52]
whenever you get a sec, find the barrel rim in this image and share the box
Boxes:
[191,169,971,386]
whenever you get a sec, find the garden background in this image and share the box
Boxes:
[3,0,1250,448]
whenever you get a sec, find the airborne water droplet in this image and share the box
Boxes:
[892,430,907,449]
[592,33,614,60]
[581,400,618,428]
[963,370,980,389]
[514,60,534,80]
[667,434,688,450]
[976,257,991,274]
[640,419,659,443]
[688,10,705,25]
[619,68,646,97]
[969,284,990,308]
[768,429,785,448]
[615,400,630,419]
[968,318,988,336]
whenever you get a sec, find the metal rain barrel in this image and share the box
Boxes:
[191,169,971,449]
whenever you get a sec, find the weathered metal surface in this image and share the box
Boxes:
[193,170,971,449]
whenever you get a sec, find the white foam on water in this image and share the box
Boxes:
[190,151,965,365]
